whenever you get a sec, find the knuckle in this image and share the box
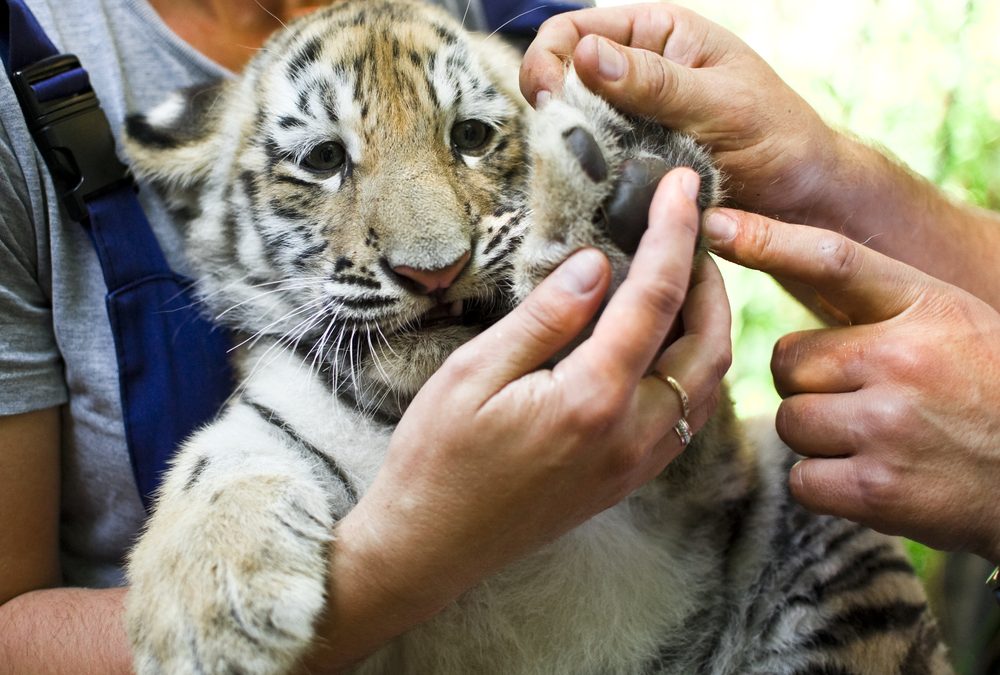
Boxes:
[641,273,689,318]
[640,52,678,107]
[739,214,780,266]
[536,13,567,35]
[853,458,901,514]
[876,337,929,385]
[817,233,861,284]
[441,343,480,381]
[867,395,912,441]
[591,387,631,428]
[565,379,626,432]
[519,296,571,348]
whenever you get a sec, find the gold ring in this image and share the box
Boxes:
[648,371,690,419]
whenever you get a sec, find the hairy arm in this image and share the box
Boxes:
[810,135,1000,310]
[0,587,132,675]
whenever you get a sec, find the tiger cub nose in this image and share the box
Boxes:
[391,250,471,295]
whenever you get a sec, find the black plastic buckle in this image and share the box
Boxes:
[12,54,133,222]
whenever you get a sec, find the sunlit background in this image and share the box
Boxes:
[592,1,1000,671]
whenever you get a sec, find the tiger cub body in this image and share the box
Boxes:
[123,1,951,673]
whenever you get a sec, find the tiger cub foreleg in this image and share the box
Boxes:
[125,401,351,675]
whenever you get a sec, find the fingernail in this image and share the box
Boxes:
[554,248,604,295]
[680,169,700,202]
[703,210,736,244]
[535,89,551,108]
[596,37,626,81]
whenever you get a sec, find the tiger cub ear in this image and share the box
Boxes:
[124,80,228,192]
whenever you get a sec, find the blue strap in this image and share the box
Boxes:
[0,0,57,73]
[2,0,233,511]
[483,0,588,35]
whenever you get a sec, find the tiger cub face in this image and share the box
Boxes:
[126,0,531,416]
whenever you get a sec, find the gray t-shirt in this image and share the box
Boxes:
[0,0,489,588]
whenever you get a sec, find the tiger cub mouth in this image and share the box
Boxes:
[409,293,507,333]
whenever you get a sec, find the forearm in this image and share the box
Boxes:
[0,587,132,675]
[300,502,462,674]
[795,133,1000,309]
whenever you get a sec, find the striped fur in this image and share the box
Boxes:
[122,2,951,673]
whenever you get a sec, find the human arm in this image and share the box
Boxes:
[0,407,134,675]
[519,4,1000,309]
[705,206,1000,564]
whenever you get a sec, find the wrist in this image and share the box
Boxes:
[335,503,460,619]
[778,131,874,230]
[303,502,459,673]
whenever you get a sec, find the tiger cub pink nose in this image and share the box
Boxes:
[391,250,471,295]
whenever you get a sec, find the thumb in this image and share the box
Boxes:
[571,34,711,129]
[446,248,610,391]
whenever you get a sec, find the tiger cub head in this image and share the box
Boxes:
[126,0,532,416]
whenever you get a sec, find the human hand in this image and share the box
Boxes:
[705,207,1000,564]
[519,4,843,223]
[340,169,731,615]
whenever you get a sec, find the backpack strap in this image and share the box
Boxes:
[1,0,234,512]
[483,0,589,36]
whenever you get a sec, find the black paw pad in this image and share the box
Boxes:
[600,157,670,254]
[563,127,608,183]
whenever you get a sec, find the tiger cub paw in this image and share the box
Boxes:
[513,68,720,298]
[125,475,333,675]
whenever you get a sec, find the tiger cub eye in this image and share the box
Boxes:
[301,141,346,173]
[451,119,493,155]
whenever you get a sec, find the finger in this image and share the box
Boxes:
[788,454,913,537]
[704,208,925,324]
[647,255,732,413]
[521,6,655,104]
[631,258,730,464]
[520,4,736,105]
[770,325,874,397]
[788,456,872,523]
[447,248,610,390]
[563,168,700,389]
[570,36,722,131]
[632,385,722,489]
[774,390,877,458]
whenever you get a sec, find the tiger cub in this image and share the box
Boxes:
[122,1,951,673]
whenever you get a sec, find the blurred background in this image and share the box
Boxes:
[592,0,1000,671]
